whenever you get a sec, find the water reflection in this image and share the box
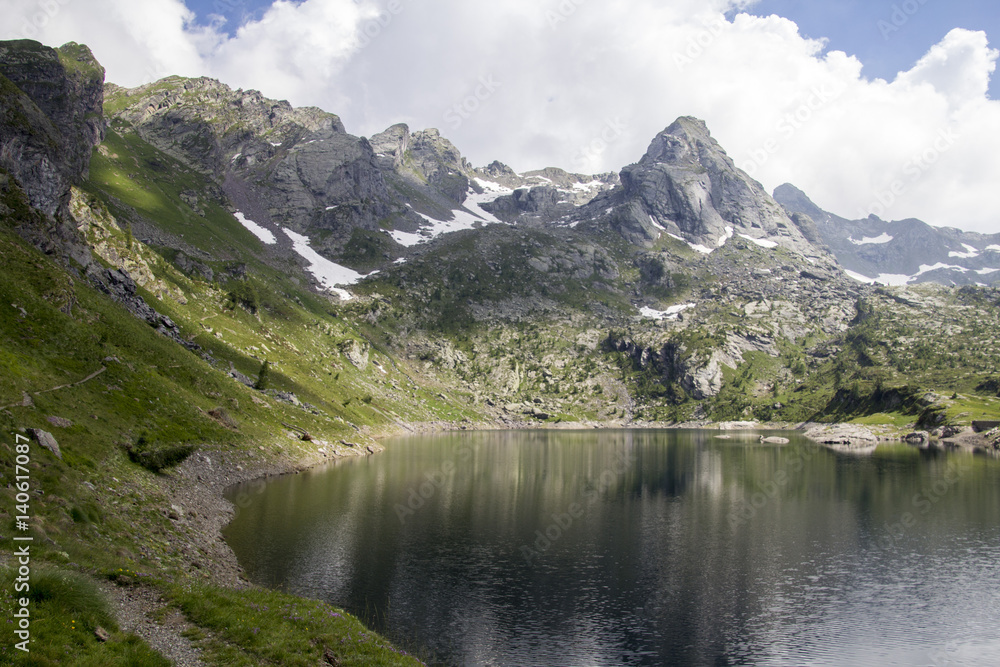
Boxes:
[225,430,1000,666]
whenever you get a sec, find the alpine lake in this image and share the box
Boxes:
[224,429,1000,666]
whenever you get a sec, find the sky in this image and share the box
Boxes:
[2,0,999,235]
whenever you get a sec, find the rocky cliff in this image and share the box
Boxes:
[106,77,403,253]
[0,40,104,263]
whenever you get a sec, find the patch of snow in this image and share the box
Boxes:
[916,262,969,275]
[976,268,999,275]
[738,234,778,249]
[648,214,666,232]
[948,243,980,259]
[387,230,427,247]
[403,183,513,244]
[283,228,370,300]
[986,245,1000,252]
[393,257,407,265]
[844,270,875,284]
[473,178,514,196]
[231,153,242,162]
[325,206,336,211]
[718,226,734,248]
[664,232,712,254]
[640,303,696,321]
[573,180,603,191]
[872,274,913,287]
[604,208,614,216]
[666,231,714,254]
[526,175,552,184]
[269,142,282,147]
[849,233,893,245]
[234,212,276,245]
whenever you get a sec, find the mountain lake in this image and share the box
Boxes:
[224,429,1000,666]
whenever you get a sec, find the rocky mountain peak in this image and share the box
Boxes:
[599,116,816,255]
[369,123,410,169]
[773,183,829,224]
[640,116,714,164]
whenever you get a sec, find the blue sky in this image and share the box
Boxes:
[748,0,1000,97]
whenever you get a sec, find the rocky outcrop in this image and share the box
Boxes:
[70,187,185,302]
[340,339,370,370]
[29,428,62,459]
[802,423,880,447]
[89,267,197,350]
[107,77,341,176]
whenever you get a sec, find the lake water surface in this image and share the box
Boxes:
[224,430,1000,666]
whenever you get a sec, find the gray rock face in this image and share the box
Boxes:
[0,40,104,264]
[774,183,1000,286]
[107,76,396,253]
[480,168,617,225]
[89,267,197,350]
[109,76,342,176]
[0,40,105,203]
[408,128,473,204]
[581,117,814,253]
[340,339,370,370]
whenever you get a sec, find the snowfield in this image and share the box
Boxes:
[234,212,277,245]
[389,180,513,247]
[640,303,696,321]
[283,228,370,300]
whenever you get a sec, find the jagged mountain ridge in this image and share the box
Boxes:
[4,38,998,419]
[775,183,1000,287]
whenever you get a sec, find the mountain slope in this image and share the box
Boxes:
[775,183,1000,286]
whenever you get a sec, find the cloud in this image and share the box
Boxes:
[1,0,998,234]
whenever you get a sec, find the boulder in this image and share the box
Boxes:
[29,429,61,459]
[340,339,369,370]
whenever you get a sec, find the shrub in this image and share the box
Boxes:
[125,435,196,473]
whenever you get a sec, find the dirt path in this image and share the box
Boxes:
[99,582,206,666]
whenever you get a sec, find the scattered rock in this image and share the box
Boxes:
[168,505,184,521]
[274,392,301,407]
[94,626,110,642]
[904,431,930,444]
[760,436,790,444]
[46,415,73,428]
